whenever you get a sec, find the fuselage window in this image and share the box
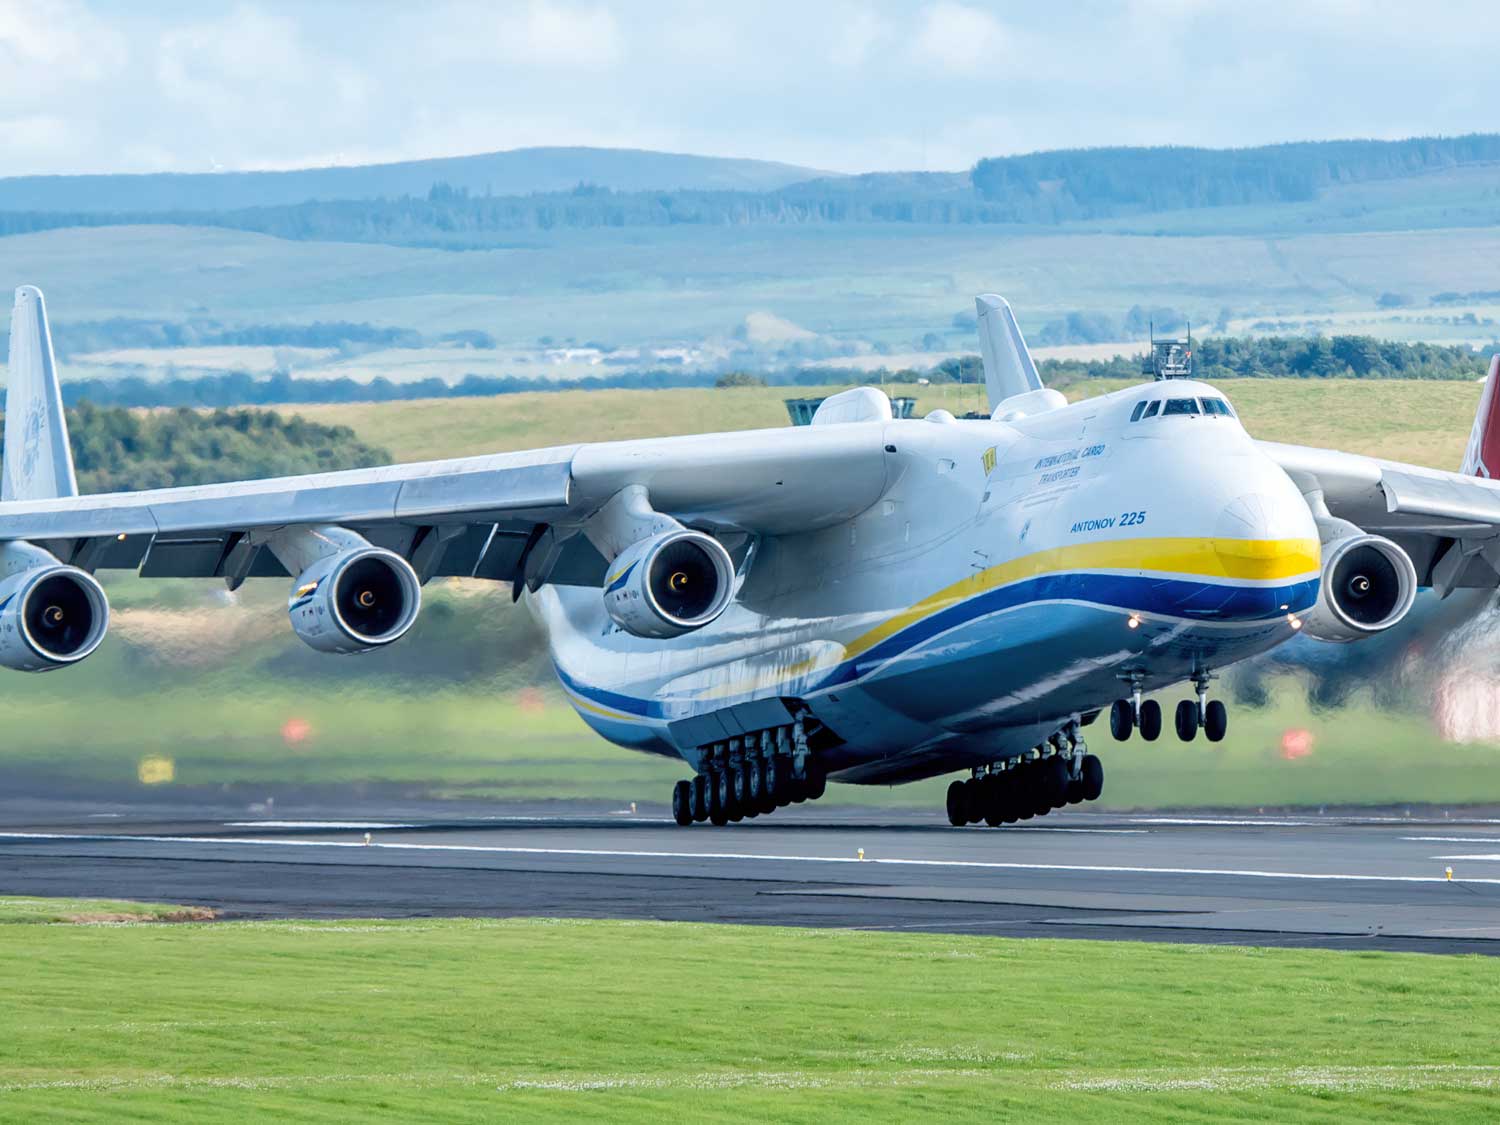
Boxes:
[1142,400,1160,418]
[1163,398,1199,416]
[1130,401,1148,422]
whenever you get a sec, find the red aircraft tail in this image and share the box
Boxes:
[1461,355,1500,477]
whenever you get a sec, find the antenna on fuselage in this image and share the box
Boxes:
[1142,318,1194,380]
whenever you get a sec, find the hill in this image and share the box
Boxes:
[0,146,830,213]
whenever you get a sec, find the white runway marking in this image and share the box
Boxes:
[1404,837,1500,843]
[1434,854,1500,862]
[3,831,1496,886]
[224,821,416,830]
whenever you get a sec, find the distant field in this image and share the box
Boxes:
[284,377,1487,470]
[6,916,1500,1121]
[9,221,1500,358]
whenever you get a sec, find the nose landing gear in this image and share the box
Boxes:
[1109,677,1162,742]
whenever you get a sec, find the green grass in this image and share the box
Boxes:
[4,916,1500,1121]
[0,897,213,924]
[285,376,1487,468]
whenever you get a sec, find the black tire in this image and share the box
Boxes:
[1204,699,1228,743]
[803,764,827,802]
[756,761,777,814]
[1109,699,1134,741]
[1014,765,1036,819]
[1138,699,1163,742]
[768,756,791,806]
[999,772,1022,823]
[1175,699,1199,742]
[734,763,752,807]
[1041,756,1070,809]
[946,780,966,826]
[716,769,734,816]
[691,775,710,821]
[961,778,982,824]
[708,773,729,826]
[748,759,765,805]
[1080,754,1104,802]
[1065,779,1084,805]
[982,776,1004,827]
[672,780,694,826]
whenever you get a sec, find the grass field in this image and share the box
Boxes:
[286,376,1488,468]
[10,221,1500,357]
[4,912,1500,1121]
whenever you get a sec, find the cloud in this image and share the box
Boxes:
[911,2,1012,75]
[6,1,1500,177]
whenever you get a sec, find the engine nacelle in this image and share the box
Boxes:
[0,562,109,671]
[603,530,735,639]
[288,547,421,654]
[1302,534,1418,643]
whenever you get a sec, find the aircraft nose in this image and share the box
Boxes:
[1210,490,1322,614]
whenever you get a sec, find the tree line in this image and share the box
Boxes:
[6,135,1500,248]
[0,403,390,492]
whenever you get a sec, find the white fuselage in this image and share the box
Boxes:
[527,381,1322,784]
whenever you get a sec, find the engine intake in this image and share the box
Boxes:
[288,547,421,654]
[604,530,735,638]
[1302,534,1417,642]
[0,563,109,671]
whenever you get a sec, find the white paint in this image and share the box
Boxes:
[2,831,1494,886]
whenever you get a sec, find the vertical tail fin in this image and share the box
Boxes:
[1461,354,1500,477]
[974,294,1043,412]
[4,286,78,502]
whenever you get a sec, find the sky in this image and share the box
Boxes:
[3,0,1500,178]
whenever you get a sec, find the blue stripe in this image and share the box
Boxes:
[558,572,1319,721]
[604,561,637,595]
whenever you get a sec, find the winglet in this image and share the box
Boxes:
[974,294,1042,412]
[4,286,78,502]
[1461,354,1500,478]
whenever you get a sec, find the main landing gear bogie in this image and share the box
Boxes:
[671,721,828,826]
[947,725,1105,828]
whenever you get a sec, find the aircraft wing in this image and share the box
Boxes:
[1261,439,1500,595]
[0,425,892,585]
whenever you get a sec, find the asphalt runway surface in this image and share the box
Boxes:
[6,799,1500,954]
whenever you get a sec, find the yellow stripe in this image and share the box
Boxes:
[843,536,1320,662]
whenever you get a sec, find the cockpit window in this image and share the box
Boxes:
[1162,398,1200,416]
[1201,397,1235,417]
[1130,401,1147,422]
[1142,400,1160,418]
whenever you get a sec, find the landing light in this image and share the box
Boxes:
[1288,614,1303,630]
[1127,615,1141,630]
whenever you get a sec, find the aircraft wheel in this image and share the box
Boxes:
[1042,756,1070,809]
[982,776,1004,827]
[1015,765,1037,819]
[691,775,710,822]
[1138,699,1163,741]
[709,773,729,826]
[1109,699,1134,741]
[1175,699,1199,742]
[1204,699,1228,743]
[803,763,827,802]
[748,759,766,806]
[946,780,967,827]
[767,755,792,806]
[1080,754,1104,802]
[1065,778,1084,805]
[1000,774,1022,823]
[734,763,753,807]
[672,780,694,826]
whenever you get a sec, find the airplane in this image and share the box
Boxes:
[3,284,1500,829]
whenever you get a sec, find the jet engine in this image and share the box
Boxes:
[288,547,421,654]
[1302,534,1417,643]
[0,562,109,671]
[603,529,735,639]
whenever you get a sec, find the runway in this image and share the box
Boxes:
[6,800,1500,954]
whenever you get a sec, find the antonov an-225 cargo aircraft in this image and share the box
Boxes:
[5,285,1500,827]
